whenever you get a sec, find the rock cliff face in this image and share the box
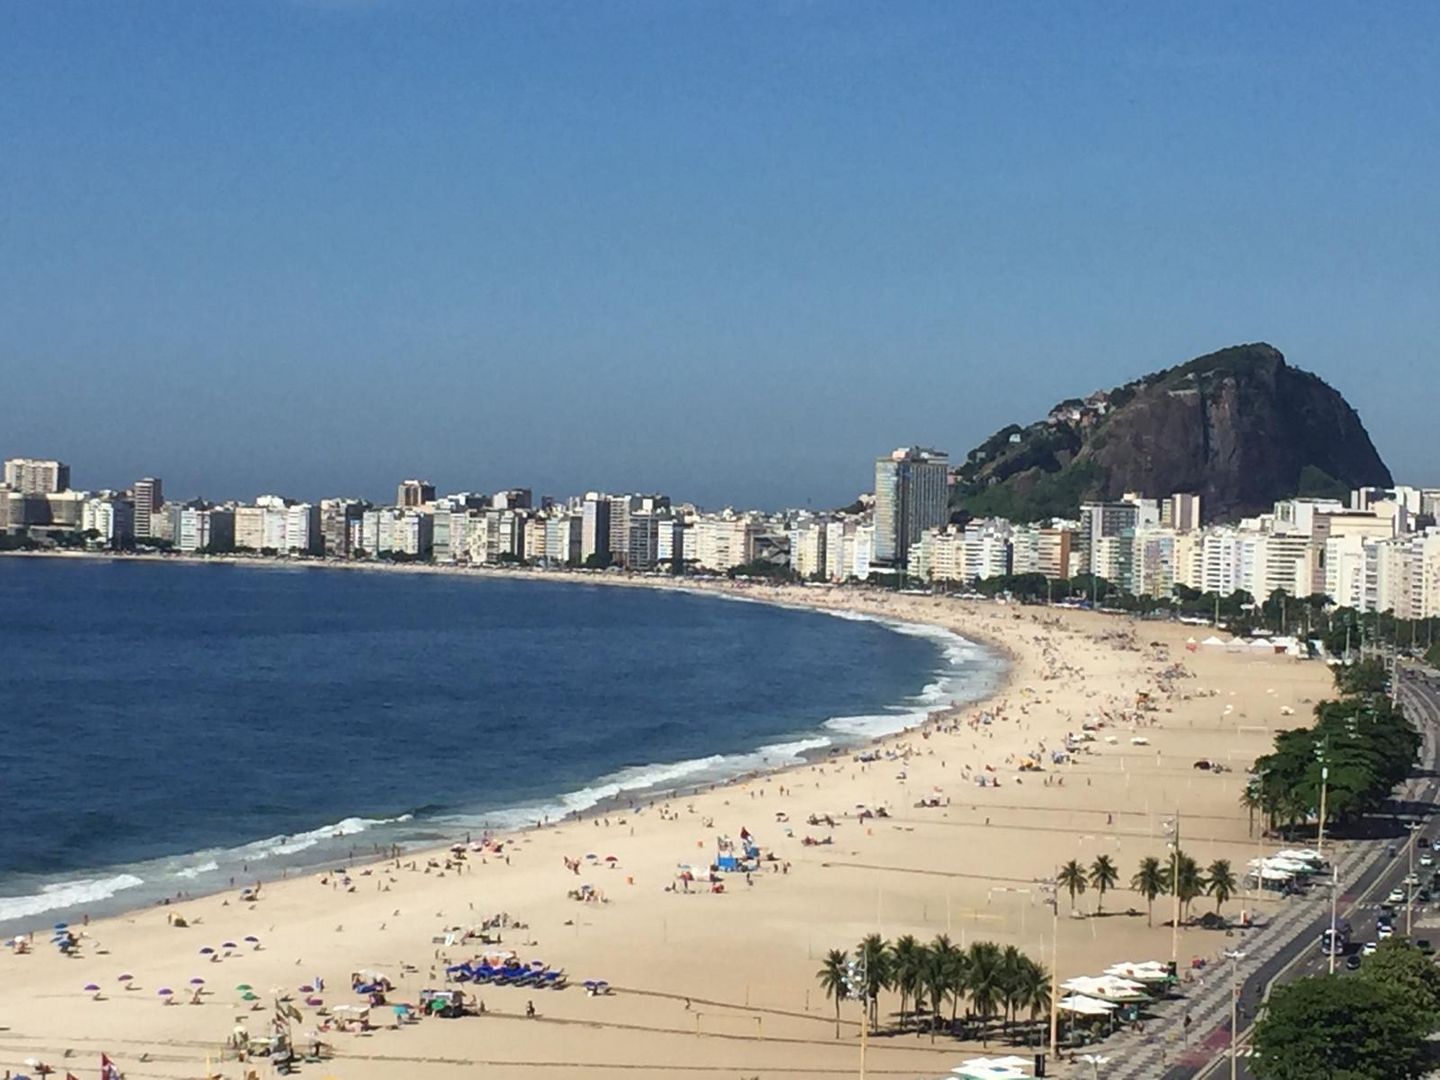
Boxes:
[954,343,1392,522]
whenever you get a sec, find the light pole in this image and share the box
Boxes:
[1225,950,1246,1080]
[1406,821,1421,937]
[1164,814,1182,968]
[1315,738,1330,861]
[844,953,868,1080]
[1040,874,1060,1062]
[1327,865,1339,976]
[1079,1052,1110,1079]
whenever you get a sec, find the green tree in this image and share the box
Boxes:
[816,949,849,1039]
[1356,939,1440,1027]
[1132,856,1165,927]
[856,934,892,1032]
[1013,956,1051,1044]
[1167,852,1205,922]
[890,934,924,1030]
[928,934,966,1037]
[965,941,1003,1045]
[1058,859,1088,913]
[1089,854,1119,914]
[1250,974,1430,1079]
[1206,859,1237,916]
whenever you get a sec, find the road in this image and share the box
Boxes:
[1099,662,1440,1080]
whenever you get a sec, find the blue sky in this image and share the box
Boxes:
[3,2,1436,508]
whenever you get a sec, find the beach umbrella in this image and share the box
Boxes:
[190,977,206,985]
[199,946,215,955]
[53,922,67,930]
[299,984,315,993]
[84,983,100,992]
[305,996,323,1007]
[117,974,133,982]
[222,940,238,949]
[158,987,174,997]
[235,983,253,991]
[604,855,618,862]
[241,992,259,1002]
[243,935,260,943]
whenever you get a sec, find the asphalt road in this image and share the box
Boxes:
[1171,663,1440,1080]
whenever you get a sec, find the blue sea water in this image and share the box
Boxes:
[0,557,1003,931]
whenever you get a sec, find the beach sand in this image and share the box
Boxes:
[0,571,1334,1079]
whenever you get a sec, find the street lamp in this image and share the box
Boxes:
[1315,739,1329,861]
[1163,814,1182,968]
[843,953,868,1080]
[1039,874,1060,1062]
[1405,821,1422,937]
[1224,950,1247,1080]
[1079,1052,1111,1079]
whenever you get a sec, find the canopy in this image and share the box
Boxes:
[1059,994,1119,1015]
[1103,961,1170,983]
[1061,975,1150,1002]
[952,1056,1032,1079]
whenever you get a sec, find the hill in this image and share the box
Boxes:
[952,343,1392,522]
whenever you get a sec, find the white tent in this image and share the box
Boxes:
[1104,960,1170,984]
[1201,635,1228,646]
[1062,975,1150,1003]
[953,1056,1032,1079]
[1059,994,1118,1015]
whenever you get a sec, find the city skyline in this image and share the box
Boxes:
[4,4,1439,507]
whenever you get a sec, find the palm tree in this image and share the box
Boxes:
[1206,859,1238,917]
[1058,859,1088,913]
[856,934,891,1032]
[1239,780,1264,838]
[1013,955,1051,1045]
[929,933,967,1037]
[1132,856,1165,927]
[966,941,1003,1046]
[922,936,959,1041]
[816,948,849,1039]
[1171,852,1205,922]
[999,944,1025,1034]
[890,934,923,1030]
[1089,854,1119,915]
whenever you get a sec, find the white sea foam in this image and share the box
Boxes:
[232,814,415,860]
[0,873,145,923]
[172,860,219,879]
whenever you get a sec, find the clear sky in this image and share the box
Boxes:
[3,2,1436,508]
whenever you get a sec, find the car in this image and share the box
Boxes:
[1405,873,1421,886]
[1379,924,1396,940]
[1345,953,1363,970]
[1420,836,1431,850]
[1421,853,1434,867]
[1362,941,1379,955]
[1389,887,1408,904]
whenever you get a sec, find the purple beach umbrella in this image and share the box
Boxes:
[158,987,174,996]
[222,941,238,949]
[199,946,215,955]
[243,935,259,943]
[83,983,100,992]
[190,977,205,985]
[117,974,133,982]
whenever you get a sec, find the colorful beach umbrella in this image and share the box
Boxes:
[158,988,174,996]
[190,977,205,985]
[199,946,215,954]
[83,983,100,992]
[235,983,253,991]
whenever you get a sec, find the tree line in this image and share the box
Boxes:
[816,934,1050,1044]
[1245,659,1419,837]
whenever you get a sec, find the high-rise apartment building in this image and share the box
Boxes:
[133,477,163,539]
[4,458,70,494]
[320,498,367,557]
[396,479,436,508]
[873,447,949,568]
[581,494,611,564]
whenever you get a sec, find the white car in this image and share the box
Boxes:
[1420,853,1434,868]
[1388,887,1407,904]
[1362,941,1379,956]
[1378,923,1396,940]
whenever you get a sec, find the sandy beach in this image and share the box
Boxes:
[0,563,1334,1079]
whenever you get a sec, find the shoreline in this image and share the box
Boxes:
[2,549,1332,1079]
[0,550,1013,934]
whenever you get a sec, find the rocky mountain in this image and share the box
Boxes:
[952,343,1392,522]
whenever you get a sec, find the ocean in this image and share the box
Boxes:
[0,557,1003,932]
